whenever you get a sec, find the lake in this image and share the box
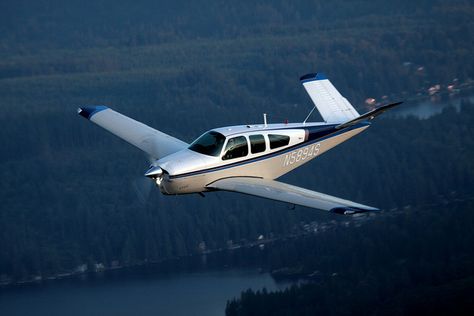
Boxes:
[0,251,289,316]
[390,94,473,119]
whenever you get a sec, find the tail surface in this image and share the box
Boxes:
[300,73,359,123]
[335,101,403,130]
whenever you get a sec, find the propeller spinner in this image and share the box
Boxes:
[144,165,164,187]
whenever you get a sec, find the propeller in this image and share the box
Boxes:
[132,138,165,203]
[131,156,163,205]
[132,176,153,205]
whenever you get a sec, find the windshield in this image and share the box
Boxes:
[189,131,226,156]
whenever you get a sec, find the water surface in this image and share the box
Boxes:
[0,267,286,316]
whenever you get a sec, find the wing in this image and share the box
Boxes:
[300,73,359,123]
[78,106,188,160]
[207,177,379,214]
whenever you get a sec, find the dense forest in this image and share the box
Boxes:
[0,3,473,314]
[226,199,474,315]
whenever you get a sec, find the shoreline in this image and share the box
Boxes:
[3,194,473,289]
[2,89,473,289]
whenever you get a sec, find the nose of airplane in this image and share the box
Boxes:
[157,149,208,176]
[144,166,163,178]
[143,165,171,193]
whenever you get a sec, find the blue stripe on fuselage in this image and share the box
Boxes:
[168,122,370,180]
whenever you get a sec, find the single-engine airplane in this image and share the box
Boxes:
[78,73,401,215]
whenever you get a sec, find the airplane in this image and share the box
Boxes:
[78,73,401,215]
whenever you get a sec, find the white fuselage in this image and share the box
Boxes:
[155,122,370,195]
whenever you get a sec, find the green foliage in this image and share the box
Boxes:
[226,201,474,315]
[0,0,473,291]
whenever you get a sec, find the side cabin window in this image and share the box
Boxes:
[222,136,248,160]
[249,134,266,154]
[268,134,290,149]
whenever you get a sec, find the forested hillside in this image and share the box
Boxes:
[226,199,474,316]
[0,0,473,286]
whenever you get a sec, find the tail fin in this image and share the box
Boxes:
[336,101,403,130]
[300,73,359,123]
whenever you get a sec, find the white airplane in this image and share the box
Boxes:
[78,73,401,215]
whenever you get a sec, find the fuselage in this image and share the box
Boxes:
[154,121,370,195]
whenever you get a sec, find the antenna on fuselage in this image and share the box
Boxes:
[263,113,268,127]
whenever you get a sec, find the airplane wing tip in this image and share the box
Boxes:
[77,105,109,120]
[299,72,327,83]
[330,206,380,215]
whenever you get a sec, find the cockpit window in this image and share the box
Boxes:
[222,136,248,160]
[268,134,290,149]
[189,131,226,156]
